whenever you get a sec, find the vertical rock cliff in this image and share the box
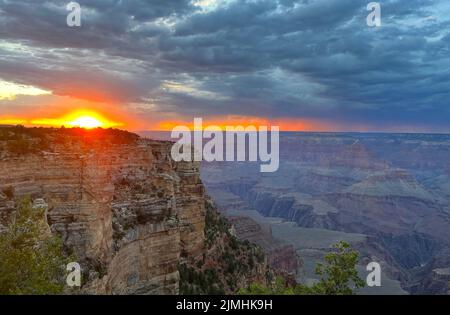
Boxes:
[0,127,268,294]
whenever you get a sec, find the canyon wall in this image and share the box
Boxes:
[201,132,450,294]
[0,133,205,294]
[228,216,299,275]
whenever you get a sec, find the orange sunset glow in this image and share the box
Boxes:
[0,81,367,132]
[0,112,356,132]
[61,110,122,129]
[0,110,123,129]
[155,117,345,132]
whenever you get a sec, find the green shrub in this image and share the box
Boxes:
[239,241,365,295]
[0,198,71,294]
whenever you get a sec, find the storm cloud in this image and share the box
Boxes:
[0,0,449,131]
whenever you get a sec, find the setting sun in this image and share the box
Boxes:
[59,110,123,129]
[67,115,104,129]
[9,110,127,129]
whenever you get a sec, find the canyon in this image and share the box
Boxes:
[1,127,448,294]
[0,127,275,294]
[201,132,450,294]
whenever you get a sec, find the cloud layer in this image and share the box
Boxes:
[0,0,449,131]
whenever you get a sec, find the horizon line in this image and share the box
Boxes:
[136,129,450,136]
[2,125,449,136]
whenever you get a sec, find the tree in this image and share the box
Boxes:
[239,241,365,295]
[0,198,70,294]
[238,277,295,295]
[306,241,365,295]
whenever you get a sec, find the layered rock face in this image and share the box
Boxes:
[201,132,450,294]
[178,199,272,294]
[0,130,205,294]
[228,216,299,275]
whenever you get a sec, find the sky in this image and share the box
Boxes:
[0,0,449,132]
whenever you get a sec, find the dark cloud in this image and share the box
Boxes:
[0,0,449,131]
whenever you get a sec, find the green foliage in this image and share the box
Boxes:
[238,277,295,295]
[59,127,139,145]
[310,241,365,295]
[0,126,139,156]
[204,202,231,247]
[0,198,71,294]
[239,241,365,295]
[179,263,225,295]
[180,202,270,295]
[0,126,50,155]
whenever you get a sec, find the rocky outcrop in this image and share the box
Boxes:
[228,216,299,275]
[179,200,272,294]
[407,250,450,294]
[226,182,337,229]
[0,128,206,294]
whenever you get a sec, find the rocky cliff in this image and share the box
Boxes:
[0,127,270,294]
[178,200,272,294]
[228,216,299,275]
